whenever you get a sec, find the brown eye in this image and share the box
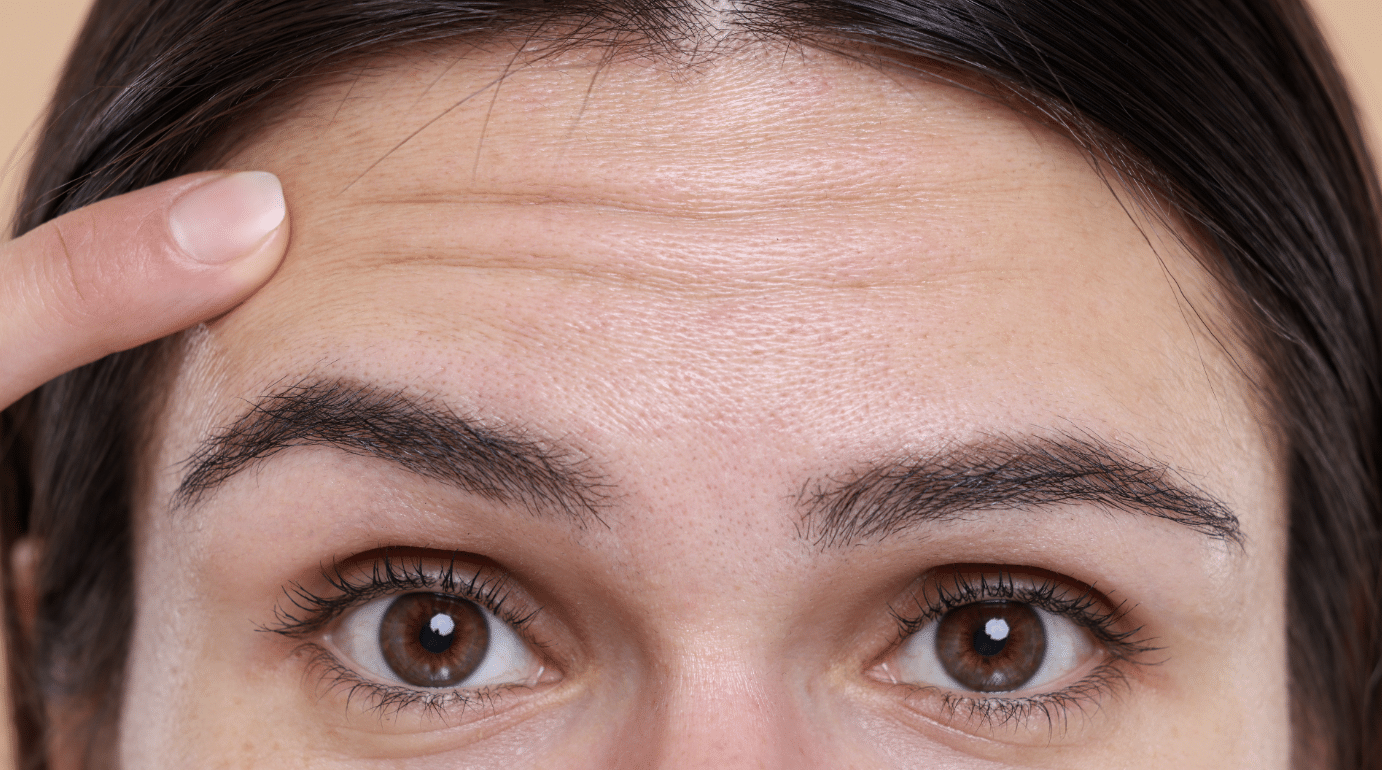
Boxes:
[331,584,541,693]
[888,597,1098,695]
[377,593,490,687]
[935,601,1045,692]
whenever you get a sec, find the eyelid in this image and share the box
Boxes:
[263,549,556,722]
[327,592,542,689]
[886,602,1102,691]
[891,567,1155,657]
[265,550,541,638]
[876,566,1159,736]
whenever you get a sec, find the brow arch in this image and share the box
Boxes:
[799,433,1243,549]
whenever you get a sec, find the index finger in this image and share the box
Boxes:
[0,171,289,407]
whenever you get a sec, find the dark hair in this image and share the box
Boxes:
[4,0,1378,767]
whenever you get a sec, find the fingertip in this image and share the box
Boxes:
[168,171,288,268]
[217,189,291,291]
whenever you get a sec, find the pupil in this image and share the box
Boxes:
[972,616,1010,657]
[418,612,456,654]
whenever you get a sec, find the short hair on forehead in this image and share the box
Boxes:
[4,0,1379,767]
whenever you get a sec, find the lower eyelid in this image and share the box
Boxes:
[297,643,472,718]
[294,641,543,728]
[925,661,1133,733]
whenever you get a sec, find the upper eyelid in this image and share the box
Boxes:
[263,552,538,638]
[891,570,1159,660]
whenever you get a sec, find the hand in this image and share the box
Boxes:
[0,171,288,768]
[1,171,290,408]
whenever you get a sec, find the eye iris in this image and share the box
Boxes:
[936,601,1046,692]
[379,593,489,688]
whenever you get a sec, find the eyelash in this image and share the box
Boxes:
[265,558,1152,728]
[264,551,542,718]
[888,570,1160,730]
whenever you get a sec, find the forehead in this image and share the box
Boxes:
[160,43,1266,512]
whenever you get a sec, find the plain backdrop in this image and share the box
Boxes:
[3,1,1381,228]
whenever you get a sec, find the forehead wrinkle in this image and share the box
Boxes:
[244,48,1173,307]
[284,195,1025,300]
[200,47,1273,505]
[349,127,1036,215]
[348,188,955,219]
[264,53,1048,213]
[281,240,991,300]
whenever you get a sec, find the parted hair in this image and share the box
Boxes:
[3,0,1379,767]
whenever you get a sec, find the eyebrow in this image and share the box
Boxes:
[800,434,1243,548]
[173,380,603,522]
[176,382,1239,549]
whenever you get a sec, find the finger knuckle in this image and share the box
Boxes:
[33,211,126,333]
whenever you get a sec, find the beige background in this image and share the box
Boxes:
[2,1,1381,223]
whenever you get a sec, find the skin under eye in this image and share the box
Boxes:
[329,591,544,690]
[887,599,1099,693]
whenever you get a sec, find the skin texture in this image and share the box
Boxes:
[118,42,1289,768]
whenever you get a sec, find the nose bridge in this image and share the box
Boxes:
[627,639,831,770]
[587,461,847,769]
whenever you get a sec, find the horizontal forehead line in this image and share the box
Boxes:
[342,186,966,219]
[170,377,1243,549]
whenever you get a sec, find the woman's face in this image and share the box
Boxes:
[117,44,1288,767]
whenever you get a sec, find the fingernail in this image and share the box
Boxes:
[169,172,286,265]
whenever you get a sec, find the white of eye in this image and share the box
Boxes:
[328,593,540,689]
[889,604,1098,693]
